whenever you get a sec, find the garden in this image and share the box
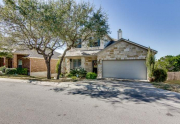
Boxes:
[0,65,97,82]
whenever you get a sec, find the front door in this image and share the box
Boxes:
[92,60,97,73]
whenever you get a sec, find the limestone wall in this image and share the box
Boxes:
[97,41,148,78]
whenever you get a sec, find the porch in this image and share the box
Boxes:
[12,54,30,74]
[62,56,97,73]
[0,57,12,68]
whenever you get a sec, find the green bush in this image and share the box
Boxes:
[65,73,73,77]
[0,66,6,73]
[153,69,167,82]
[70,67,87,78]
[5,68,17,74]
[56,59,61,73]
[71,76,77,81]
[17,68,28,75]
[86,72,97,79]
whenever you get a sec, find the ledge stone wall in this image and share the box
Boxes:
[97,41,148,78]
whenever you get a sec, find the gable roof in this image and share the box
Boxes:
[60,49,101,57]
[13,49,61,59]
[97,38,157,54]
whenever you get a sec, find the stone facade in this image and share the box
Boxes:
[62,56,97,73]
[97,41,148,78]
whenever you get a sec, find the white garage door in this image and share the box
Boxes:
[102,60,147,80]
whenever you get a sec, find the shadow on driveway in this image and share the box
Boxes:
[51,81,180,105]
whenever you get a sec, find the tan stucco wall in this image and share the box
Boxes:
[97,41,148,78]
[30,58,58,74]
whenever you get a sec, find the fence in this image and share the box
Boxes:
[167,72,180,80]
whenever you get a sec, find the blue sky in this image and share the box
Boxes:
[75,0,180,59]
[1,0,180,59]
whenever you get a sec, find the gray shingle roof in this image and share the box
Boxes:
[13,49,60,59]
[61,49,101,57]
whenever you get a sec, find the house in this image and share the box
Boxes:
[61,29,157,80]
[1,49,60,77]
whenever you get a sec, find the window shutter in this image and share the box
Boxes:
[98,39,100,46]
[76,39,81,48]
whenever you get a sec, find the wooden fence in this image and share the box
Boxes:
[167,72,180,80]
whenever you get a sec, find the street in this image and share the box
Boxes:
[0,79,180,124]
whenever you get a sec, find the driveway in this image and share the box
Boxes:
[0,79,180,124]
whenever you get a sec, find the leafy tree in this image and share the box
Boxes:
[146,48,155,78]
[56,1,110,79]
[156,55,180,72]
[0,0,66,79]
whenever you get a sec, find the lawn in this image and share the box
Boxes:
[152,80,180,93]
[0,74,75,82]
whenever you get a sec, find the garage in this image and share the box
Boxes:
[102,60,147,80]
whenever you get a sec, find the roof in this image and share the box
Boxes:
[13,49,61,59]
[61,49,101,57]
[98,38,158,54]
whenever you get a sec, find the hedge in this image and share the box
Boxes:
[86,72,97,79]
[153,69,167,82]
[0,66,6,73]
[5,68,17,74]
[17,68,28,75]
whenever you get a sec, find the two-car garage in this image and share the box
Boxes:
[102,60,147,80]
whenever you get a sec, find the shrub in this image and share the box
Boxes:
[5,68,17,74]
[86,72,97,79]
[71,76,77,82]
[56,59,61,73]
[153,69,167,82]
[65,73,73,77]
[70,67,87,78]
[0,66,6,73]
[17,68,28,75]
[146,48,155,78]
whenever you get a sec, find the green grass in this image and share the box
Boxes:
[152,80,180,93]
[164,80,180,85]
[0,74,76,82]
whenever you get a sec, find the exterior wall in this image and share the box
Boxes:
[84,57,97,72]
[12,54,17,68]
[97,41,148,78]
[62,56,97,73]
[30,58,58,74]
[72,36,110,51]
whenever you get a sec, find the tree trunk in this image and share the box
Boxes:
[45,59,51,79]
[57,47,71,79]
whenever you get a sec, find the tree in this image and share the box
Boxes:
[156,55,180,72]
[0,0,67,79]
[56,0,110,79]
[146,48,155,78]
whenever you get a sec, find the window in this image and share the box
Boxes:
[18,59,22,68]
[72,59,81,68]
[89,37,100,47]
[75,39,81,48]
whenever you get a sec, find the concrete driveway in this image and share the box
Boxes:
[0,79,180,124]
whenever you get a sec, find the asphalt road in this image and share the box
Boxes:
[0,79,180,124]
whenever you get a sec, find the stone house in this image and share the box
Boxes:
[1,50,60,77]
[61,29,157,80]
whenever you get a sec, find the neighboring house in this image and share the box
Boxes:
[7,50,60,77]
[0,57,12,68]
[61,29,157,80]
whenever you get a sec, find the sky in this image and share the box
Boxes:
[75,0,180,59]
[1,0,180,59]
